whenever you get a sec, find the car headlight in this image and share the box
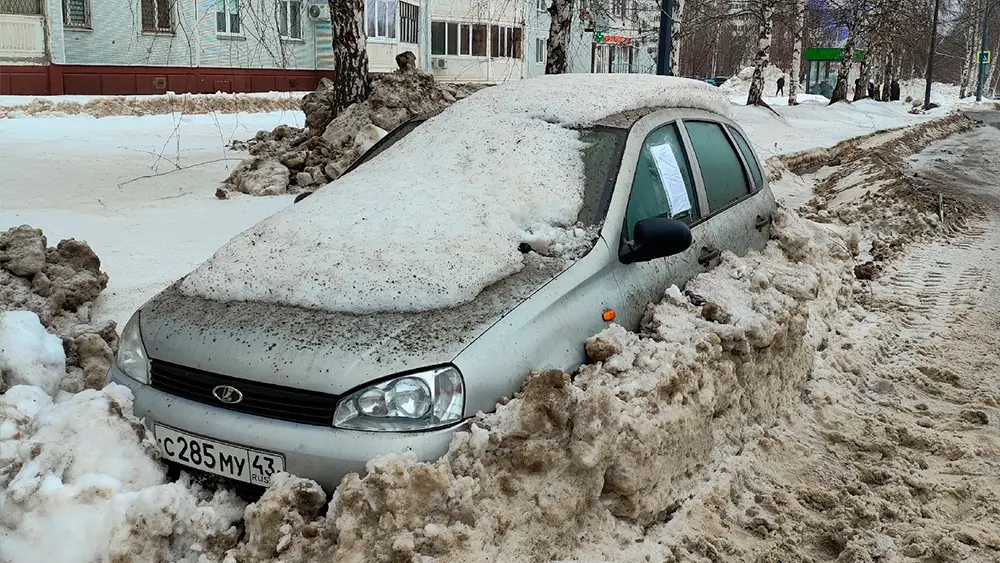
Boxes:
[115,312,150,384]
[333,366,465,431]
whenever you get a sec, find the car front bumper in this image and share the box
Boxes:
[106,364,459,492]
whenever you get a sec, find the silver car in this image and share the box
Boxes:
[107,80,775,493]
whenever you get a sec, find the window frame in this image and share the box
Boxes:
[141,0,174,33]
[536,0,547,12]
[725,124,764,193]
[430,21,522,58]
[619,120,701,245]
[399,1,419,44]
[277,0,303,40]
[679,118,753,216]
[62,0,91,28]
[365,0,398,41]
[535,37,545,63]
[216,0,241,36]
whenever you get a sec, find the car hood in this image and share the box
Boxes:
[139,255,567,396]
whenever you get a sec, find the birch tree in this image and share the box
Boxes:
[788,0,805,105]
[330,0,371,115]
[546,0,575,74]
[746,0,777,106]
[671,0,686,75]
[829,1,862,104]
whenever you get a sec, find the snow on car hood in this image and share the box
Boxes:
[179,75,732,314]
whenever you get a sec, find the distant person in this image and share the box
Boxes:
[776,75,785,96]
[890,80,901,101]
[868,81,876,99]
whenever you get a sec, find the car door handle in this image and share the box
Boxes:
[755,214,772,231]
[698,247,721,266]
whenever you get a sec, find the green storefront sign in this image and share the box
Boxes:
[804,47,866,97]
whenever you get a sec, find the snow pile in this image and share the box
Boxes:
[0,226,117,393]
[790,114,981,263]
[219,207,856,562]
[897,78,962,108]
[0,312,66,396]
[0,379,246,563]
[220,60,486,196]
[719,65,792,98]
[182,74,733,314]
[0,92,302,119]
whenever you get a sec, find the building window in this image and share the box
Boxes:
[610,0,629,19]
[278,0,302,39]
[535,38,545,63]
[535,0,546,12]
[399,2,418,43]
[216,0,240,34]
[141,0,173,32]
[62,0,90,27]
[491,25,522,58]
[430,22,522,58]
[366,0,397,39]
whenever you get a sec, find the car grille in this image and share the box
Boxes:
[149,360,338,426]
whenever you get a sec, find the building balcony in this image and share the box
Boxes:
[0,13,47,62]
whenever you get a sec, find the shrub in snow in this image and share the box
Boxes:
[0,225,116,393]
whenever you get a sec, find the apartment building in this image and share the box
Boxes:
[0,0,651,95]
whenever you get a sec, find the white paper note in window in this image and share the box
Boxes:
[648,143,692,217]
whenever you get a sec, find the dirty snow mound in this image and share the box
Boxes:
[0,226,117,393]
[216,206,855,562]
[184,73,733,314]
[0,382,246,563]
[0,311,66,396]
[220,57,486,196]
[0,92,301,119]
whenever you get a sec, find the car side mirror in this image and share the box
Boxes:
[620,217,693,264]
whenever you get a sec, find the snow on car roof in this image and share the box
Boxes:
[179,75,732,314]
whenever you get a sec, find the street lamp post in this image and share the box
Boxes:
[656,0,675,75]
[924,0,942,110]
[975,0,998,102]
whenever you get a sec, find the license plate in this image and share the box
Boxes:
[153,425,285,487]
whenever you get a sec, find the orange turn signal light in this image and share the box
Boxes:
[602,309,616,322]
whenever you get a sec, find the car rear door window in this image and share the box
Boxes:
[624,123,699,240]
[684,120,751,212]
[727,125,764,190]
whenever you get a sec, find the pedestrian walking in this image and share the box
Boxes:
[776,75,786,96]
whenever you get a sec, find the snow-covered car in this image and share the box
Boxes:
[106,74,776,494]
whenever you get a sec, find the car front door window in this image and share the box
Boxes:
[684,120,751,212]
[624,122,699,241]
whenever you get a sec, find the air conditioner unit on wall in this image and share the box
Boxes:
[307,4,330,21]
[433,58,447,69]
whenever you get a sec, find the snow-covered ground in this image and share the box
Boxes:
[2,87,999,562]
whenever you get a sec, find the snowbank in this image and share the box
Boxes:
[0,92,303,119]
[0,381,246,563]
[0,226,117,393]
[181,74,733,314]
[218,66,483,196]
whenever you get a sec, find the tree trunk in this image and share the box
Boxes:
[746,0,774,106]
[788,0,804,105]
[546,0,575,74]
[330,0,371,116]
[830,15,858,104]
[880,51,894,101]
[670,0,685,75]
[959,23,975,98]
[854,56,871,101]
